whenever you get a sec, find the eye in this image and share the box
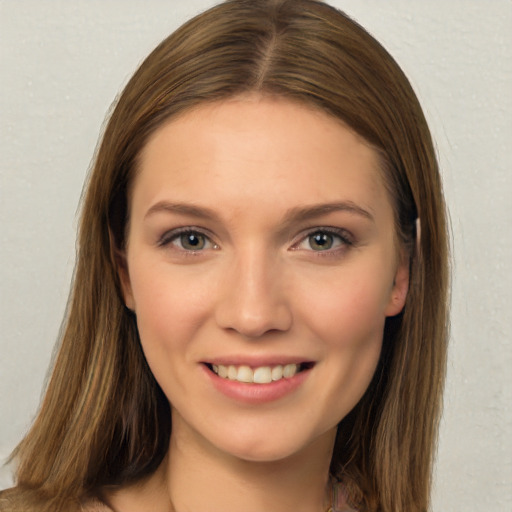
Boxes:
[159,228,218,252]
[294,229,353,252]
[308,232,336,251]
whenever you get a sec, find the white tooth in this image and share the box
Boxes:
[228,365,238,380]
[217,364,228,378]
[271,365,284,381]
[253,366,272,384]
[212,364,218,374]
[283,363,298,378]
[237,365,254,383]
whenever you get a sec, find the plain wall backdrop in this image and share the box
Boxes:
[1,1,511,510]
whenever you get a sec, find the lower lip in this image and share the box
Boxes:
[203,365,312,404]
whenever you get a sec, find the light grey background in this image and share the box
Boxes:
[1,1,511,510]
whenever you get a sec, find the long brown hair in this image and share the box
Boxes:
[2,1,449,511]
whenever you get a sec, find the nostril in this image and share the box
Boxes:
[216,304,293,339]
[214,268,293,337]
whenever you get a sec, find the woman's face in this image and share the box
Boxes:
[120,96,409,463]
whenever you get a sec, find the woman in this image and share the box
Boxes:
[0,0,449,511]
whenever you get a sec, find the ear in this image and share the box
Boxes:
[115,248,136,311]
[109,225,136,311]
[385,251,410,317]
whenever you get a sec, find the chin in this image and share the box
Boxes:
[206,422,337,465]
[226,441,298,463]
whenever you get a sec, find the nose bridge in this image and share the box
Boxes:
[215,243,292,338]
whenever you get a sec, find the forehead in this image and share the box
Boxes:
[132,96,391,223]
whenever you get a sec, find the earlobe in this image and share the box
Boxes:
[385,255,410,317]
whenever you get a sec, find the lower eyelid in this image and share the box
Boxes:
[158,229,216,249]
[292,229,354,250]
[158,228,353,253]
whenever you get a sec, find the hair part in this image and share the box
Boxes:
[4,1,449,511]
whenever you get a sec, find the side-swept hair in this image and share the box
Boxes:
[3,1,449,511]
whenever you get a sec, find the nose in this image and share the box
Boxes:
[214,248,293,339]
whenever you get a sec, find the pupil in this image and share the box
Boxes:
[310,232,333,250]
[181,233,204,250]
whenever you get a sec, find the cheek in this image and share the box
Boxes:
[128,265,218,406]
[299,266,392,347]
[128,263,214,355]
[307,275,388,410]
[289,277,387,431]
[301,267,391,382]
[314,284,386,376]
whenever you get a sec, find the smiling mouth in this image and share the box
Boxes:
[205,362,314,384]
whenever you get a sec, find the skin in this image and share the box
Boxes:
[115,95,409,512]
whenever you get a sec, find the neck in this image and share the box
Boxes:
[104,416,337,512]
[165,417,336,512]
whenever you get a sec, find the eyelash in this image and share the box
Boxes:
[291,227,354,256]
[157,227,218,253]
[157,226,354,256]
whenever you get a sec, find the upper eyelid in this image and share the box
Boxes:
[157,225,353,248]
[291,226,354,245]
[158,226,216,247]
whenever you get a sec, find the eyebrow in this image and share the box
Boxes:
[144,200,374,225]
[281,201,374,224]
[145,201,221,222]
